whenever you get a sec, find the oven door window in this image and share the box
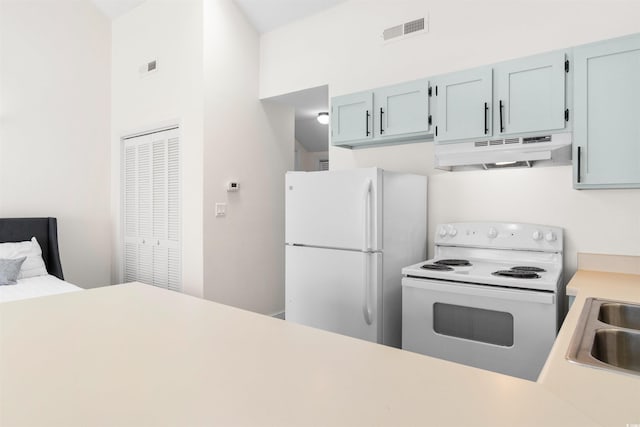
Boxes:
[433,302,514,347]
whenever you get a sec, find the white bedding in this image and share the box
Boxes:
[0,274,82,303]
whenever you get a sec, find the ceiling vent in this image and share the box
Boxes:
[383,17,427,41]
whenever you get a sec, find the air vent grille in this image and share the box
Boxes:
[383,25,403,41]
[523,135,552,144]
[474,141,489,147]
[504,138,520,144]
[404,18,425,34]
[489,139,504,146]
[383,17,427,41]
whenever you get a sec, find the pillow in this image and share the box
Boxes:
[0,257,27,285]
[0,237,48,279]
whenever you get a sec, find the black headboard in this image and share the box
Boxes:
[0,217,64,280]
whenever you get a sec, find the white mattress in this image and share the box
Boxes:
[0,274,82,303]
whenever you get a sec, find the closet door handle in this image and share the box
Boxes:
[499,100,504,133]
[577,146,582,183]
[379,108,385,134]
[365,110,370,136]
[484,102,489,134]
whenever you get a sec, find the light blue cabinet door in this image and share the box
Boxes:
[495,51,567,135]
[435,67,493,143]
[375,79,430,138]
[331,92,374,146]
[574,34,640,188]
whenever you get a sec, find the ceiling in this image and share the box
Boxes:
[91,0,347,30]
[91,0,146,19]
[268,85,329,153]
[232,0,347,33]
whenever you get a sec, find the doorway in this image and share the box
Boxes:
[267,85,329,171]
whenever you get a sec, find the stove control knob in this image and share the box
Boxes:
[545,231,557,242]
[438,227,448,237]
[449,227,458,237]
[532,230,543,241]
[487,227,498,239]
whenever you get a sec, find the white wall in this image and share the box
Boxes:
[111,0,204,296]
[0,0,111,288]
[260,0,640,279]
[203,0,294,315]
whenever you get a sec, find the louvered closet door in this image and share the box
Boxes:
[123,128,181,292]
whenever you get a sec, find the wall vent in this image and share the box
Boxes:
[139,59,159,77]
[489,139,504,146]
[383,25,404,41]
[404,18,425,35]
[474,141,489,147]
[504,138,520,144]
[383,17,427,41]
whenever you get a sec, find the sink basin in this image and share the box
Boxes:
[598,302,640,330]
[567,298,640,377]
[590,329,640,373]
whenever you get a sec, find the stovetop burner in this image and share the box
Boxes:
[434,259,472,267]
[421,264,454,271]
[511,266,547,273]
[492,270,541,279]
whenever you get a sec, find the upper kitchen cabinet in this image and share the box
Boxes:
[374,79,431,139]
[331,79,431,148]
[494,51,569,136]
[331,91,374,146]
[573,33,640,189]
[434,68,493,143]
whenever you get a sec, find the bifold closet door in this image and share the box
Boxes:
[123,127,181,292]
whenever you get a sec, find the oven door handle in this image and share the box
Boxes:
[407,279,556,305]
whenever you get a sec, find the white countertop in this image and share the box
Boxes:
[0,282,601,427]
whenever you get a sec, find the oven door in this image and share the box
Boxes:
[402,277,557,381]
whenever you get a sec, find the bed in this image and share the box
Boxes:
[0,217,81,303]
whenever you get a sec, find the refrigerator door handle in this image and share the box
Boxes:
[362,179,372,251]
[363,253,373,325]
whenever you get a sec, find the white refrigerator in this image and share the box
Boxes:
[285,168,427,347]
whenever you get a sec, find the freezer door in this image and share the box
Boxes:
[285,245,381,343]
[285,169,381,251]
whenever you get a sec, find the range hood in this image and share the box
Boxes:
[435,133,572,170]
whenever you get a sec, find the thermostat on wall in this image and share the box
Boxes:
[226,181,240,192]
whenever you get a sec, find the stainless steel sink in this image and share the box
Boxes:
[591,329,640,372]
[567,298,640,377]
[598,303,640,330]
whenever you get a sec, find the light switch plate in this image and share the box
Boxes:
[215,203,226,218]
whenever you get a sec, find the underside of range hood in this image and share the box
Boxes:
[435,133,572,170]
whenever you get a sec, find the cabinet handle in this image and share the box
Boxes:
[484,102,489,134]
[380,108,385,134]
[499,100,504,133]
[577,146,582,183]
[365,110,370,136]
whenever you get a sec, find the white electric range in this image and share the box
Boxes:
[402,222,564,381]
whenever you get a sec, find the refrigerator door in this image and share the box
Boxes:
[285,168,381,251]
[285,245,382,343]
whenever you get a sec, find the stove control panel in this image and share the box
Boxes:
[435,222,563,253]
